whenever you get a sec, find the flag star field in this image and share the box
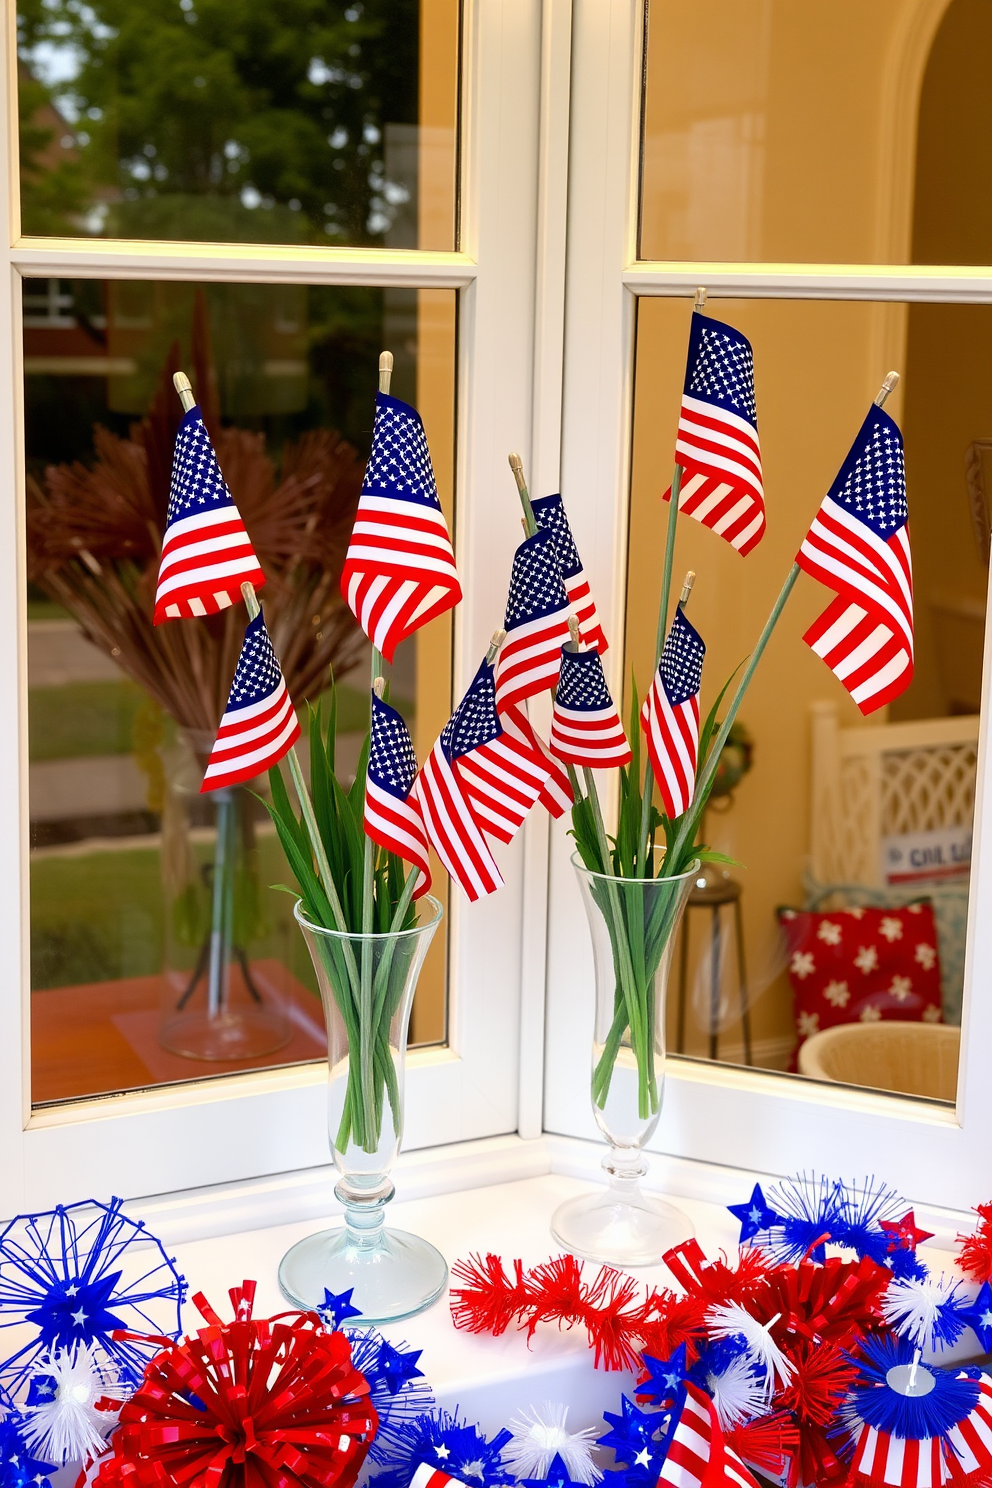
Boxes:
[532,492,608,653]
[440,662,502,761]
[687,323,758,426]
[362,402,441,509]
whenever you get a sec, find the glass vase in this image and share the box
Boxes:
[551,854,700,1266]
[278,895,447,1324]
[159,729,290,1061]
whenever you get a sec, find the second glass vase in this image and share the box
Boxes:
[278,895,447,1324]
[551,854,699,1266]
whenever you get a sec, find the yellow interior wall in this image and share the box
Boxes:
[408,1,459,1042]
[891,0,992,720]
[640,0,949,264]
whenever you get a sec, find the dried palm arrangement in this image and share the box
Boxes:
[26,298,366,756]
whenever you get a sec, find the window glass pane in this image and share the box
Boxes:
[626,297,986,1101]
[640,0,992,266]
[26,277,455,1106]
[17,1,459,250]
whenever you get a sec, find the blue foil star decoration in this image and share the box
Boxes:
[957,1282,992,1353]
[0,1197,186,1403]
[345,1329,434,1466]
[519,1453,593,1488]
[637,1345,687,1407]
[728,1184,780,1244]
[24,1374,57,1408]
[318,1287,362,1329]
[598,1396,664,1467]
[0,1413,56,1488]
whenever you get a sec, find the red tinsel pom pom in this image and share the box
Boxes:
[724,1411,798,1479]
[750,1256,890,1350]
[957,1200,992,1282]
[96,1281,378,1488]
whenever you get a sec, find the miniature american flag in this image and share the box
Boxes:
[341,392,461,663]
[797,404,913,715]
[550,648,631,768]
[364,691,431,897]
[201,610,299,792]
[494,531,572,711]
[500,702,573,817]
[532,493,608,652]
[640,607,705,820]
[154,405,265,624]
[413,662,504,902]
[664,312,764,556]
[656,1384,758,1488]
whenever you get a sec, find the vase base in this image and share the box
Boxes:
[159,1007,289,1061]
[550,1184,694,1267]
[278,1224,448,1324]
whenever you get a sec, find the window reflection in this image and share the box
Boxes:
[16,1,459,250]
[626,298,987,1102]
[26,278,455,1106]
[640,0,992,267]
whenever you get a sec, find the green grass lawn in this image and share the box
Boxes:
[30,834,318,996]
[28,680,383,762]
[29,680,148,762]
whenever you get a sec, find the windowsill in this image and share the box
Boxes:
[138,1136,971,1437]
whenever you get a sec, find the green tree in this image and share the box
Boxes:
[16,0,420,245]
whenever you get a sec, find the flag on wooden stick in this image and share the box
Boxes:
[341,392,461,663]
[796,403,913,715]
[550,648,631,769]
[154,405,265,624]
[663,311,764,557]
[640,607,705,820]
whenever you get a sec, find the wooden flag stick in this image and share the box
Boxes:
[508,452,538,537]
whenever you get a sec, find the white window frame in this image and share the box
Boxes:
[0,0,557,1211]
[544,0,992,1213]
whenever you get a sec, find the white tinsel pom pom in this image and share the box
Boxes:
[503,1404,602,1485]
[21,1345,121,1465]
[706,1353,769,1430]
[705,1303,794,1393]
[880,1276,963,1349]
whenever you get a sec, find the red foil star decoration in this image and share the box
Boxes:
[880,1210,933,1254]
[96,1281,378,1488]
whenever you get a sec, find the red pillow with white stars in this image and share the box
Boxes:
[777,902,943,1065]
